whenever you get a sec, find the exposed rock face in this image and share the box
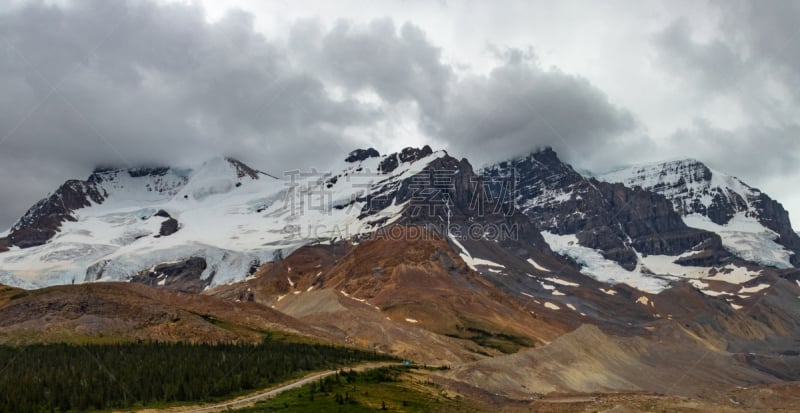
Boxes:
[378,145,433,173]
[225,157,263,180]
[126,167,171,179]
[399,145,433,163]
[153,210,179,237]
[356,149,565,301]
[0,238,8,253]
[603,159,740,224]
[159,217,179,237]
[601,159,800,266]
[485,148,723,270]
[7,180,106,249]
[131,257,209,293]
[345,148,380,163]
[754,193,800,264]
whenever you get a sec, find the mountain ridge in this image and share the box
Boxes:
[2,146,800,407]
[599,157,800,267]
[2,146,797,293]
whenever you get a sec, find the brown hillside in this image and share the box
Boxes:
[0,282,323,345]
[210,226,571,363]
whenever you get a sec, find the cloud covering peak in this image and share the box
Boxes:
[0,0,798,228]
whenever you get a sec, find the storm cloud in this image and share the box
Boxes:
[0,0,798,229]
[0,1,380,228]
[430,51,643,169]
[651,1,800,202]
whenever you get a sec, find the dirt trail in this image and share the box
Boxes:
[131,362,398,413]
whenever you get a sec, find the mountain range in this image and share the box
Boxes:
[1,146,799,407]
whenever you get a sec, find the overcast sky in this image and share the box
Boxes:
[0,0,798,230]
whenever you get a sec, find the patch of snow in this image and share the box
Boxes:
[566,303,577,311]
[521,188,574,210]
[684,213,793,269]
[405,318,419,323]
[460,255,506,271]
[543,277,579,287]
[544,302,560,310]
[738,283,770,294]
[700,289,730,297]
[448,231,506,271]
[527,258,550,272]
[706,264,760,284]
[599,288,617,296]
[542,231,669,293]
[638,254,709,279]
[689,279,731,297]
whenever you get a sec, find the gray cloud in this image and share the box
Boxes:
[652,18,746,93]
[292,24,643,169]
[287,22,641,170]
[650,2,800,192]
[665,118,800,181]
[718,0,800,96]
[430,51,642,169]
[0,0,381,229]
[287,17,452,135]
[1,0,797,230]
[321,19,452,128]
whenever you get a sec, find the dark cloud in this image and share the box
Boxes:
[650,2,800,192]
[0,1,639,230]
[665,118,800,181]
[0,0,380,229]
[430,52,641,169]
[320,19,452,127]
[288,23,641,170]
[2,0,795,229]
[652,18,746,93]
[288,18,452,133]
[718,0,800,96]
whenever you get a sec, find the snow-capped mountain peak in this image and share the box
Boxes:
[599,158,799,268]
[600,158,756,223]
[0,148,447,289]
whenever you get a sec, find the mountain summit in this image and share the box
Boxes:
[600,159,800,268]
